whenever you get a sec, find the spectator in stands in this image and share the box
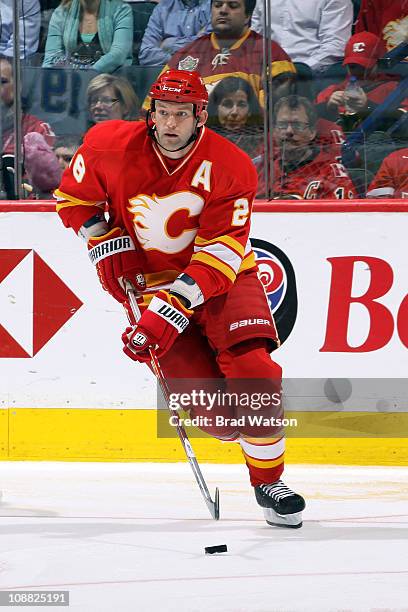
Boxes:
[0,56,55,156]
[42,0,133,73]
[355,0,408,56]
[0,0,41,58]
[250,0,353,76]
[316,32,408,134]
[147,0,296,106]
[207,75,263,160]
[54,135,81,170]
[87,73,140,127]
[139,0,211,66]
[264,94,356,199]
[366,148,408,198]
[23,133,81,198]
[23,132,61,197]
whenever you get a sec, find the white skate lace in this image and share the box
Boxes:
[260,480,294,501]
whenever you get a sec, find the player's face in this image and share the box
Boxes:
[89,86,124,123]
[212,0,249,38]
[152,100,208,158]
[274,105,316,161]
[0,60,14,107]
[218,89,250,131]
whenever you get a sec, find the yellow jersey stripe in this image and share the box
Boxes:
[54,189,104,210]
[191,251,236,283]
[195,234,245,257]
[196,243,242,274]
[238,252,256,272]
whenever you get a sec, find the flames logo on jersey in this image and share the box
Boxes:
[128,191,204,254]
[251,238,298,345]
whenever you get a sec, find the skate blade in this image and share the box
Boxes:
[263,507,303,529]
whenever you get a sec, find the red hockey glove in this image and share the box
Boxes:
[122,290,193,363]
[88,227,146,303]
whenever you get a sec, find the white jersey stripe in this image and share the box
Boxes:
[194,242,242,273]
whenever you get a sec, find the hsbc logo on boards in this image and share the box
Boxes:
[0,249,82,358]
[352,42,366,53]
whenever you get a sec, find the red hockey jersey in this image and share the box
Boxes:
[268,146,356,200]
[55,120,258,303]
[367,148,408,198]
[355,0,408,54]
[143,30,295,109]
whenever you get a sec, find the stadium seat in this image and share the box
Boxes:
[127,1,157,65]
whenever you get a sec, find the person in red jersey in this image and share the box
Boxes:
[55,69,305,528]
[354,0,408,55]
[366,148,408,198]
[262,95,356,200]
[143,0,296,110]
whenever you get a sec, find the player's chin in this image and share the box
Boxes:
[162,137,183,150]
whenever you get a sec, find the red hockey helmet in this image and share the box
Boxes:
[149,70,208,115]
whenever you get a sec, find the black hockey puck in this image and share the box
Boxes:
[205,544,228,554]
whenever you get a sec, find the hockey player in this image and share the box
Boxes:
[55,69,305,528]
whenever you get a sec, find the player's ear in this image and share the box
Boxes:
[197,109,208,127]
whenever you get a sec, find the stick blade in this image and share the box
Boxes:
[206,487,220,520]
[214,487,220,520]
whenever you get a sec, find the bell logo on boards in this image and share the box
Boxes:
[0,249,83,358]
[321,256,408,352]
[250,239,298,345]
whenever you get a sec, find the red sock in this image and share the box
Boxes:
[239,436,285,486]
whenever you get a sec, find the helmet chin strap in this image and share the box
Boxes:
[146,107,202,153]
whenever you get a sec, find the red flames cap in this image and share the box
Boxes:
[343,32,385,69]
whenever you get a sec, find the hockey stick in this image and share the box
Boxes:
[125,282,220,520]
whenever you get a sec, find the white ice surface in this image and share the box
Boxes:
[0,462,407,612]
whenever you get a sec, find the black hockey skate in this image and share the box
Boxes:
[255,480,305,528]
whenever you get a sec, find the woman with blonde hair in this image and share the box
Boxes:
[42,0,133,73]
[86,73,140,125]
